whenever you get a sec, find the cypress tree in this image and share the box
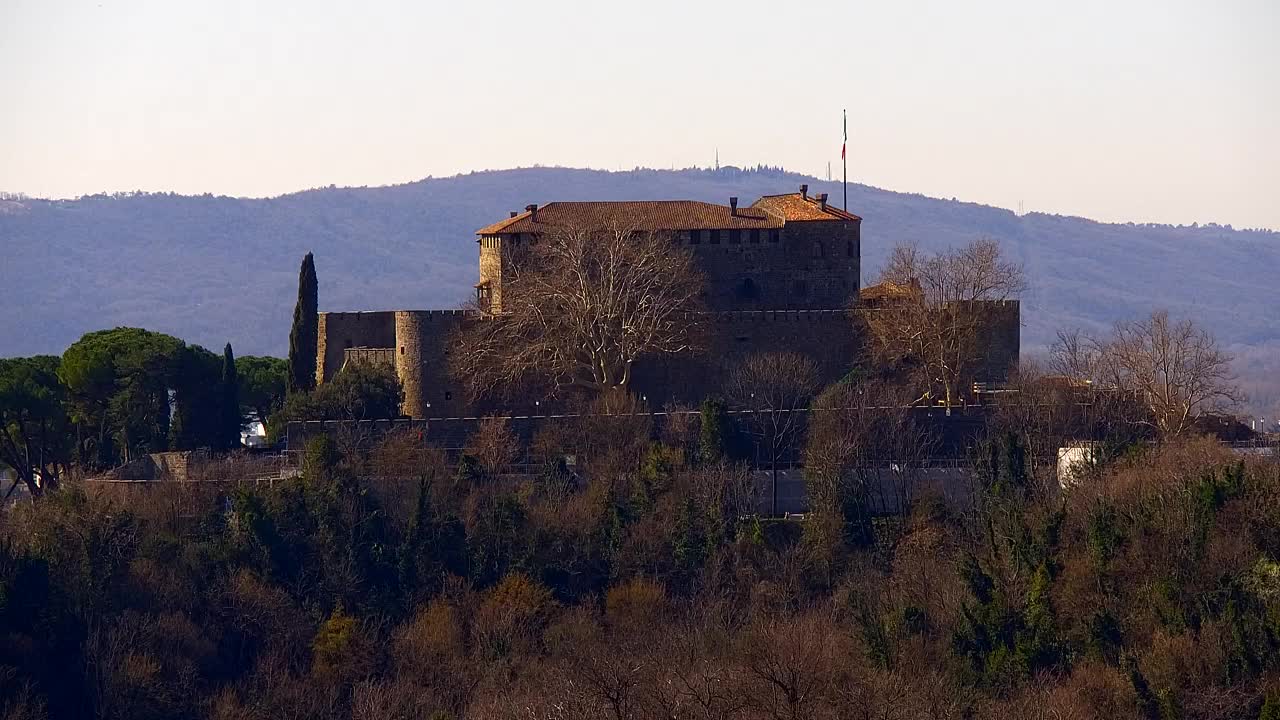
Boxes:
[698,397,728,465]
[220,343,241,449]
[287,252,319,394]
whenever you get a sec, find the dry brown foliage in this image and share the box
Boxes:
[464,415,520,477]
[392,599,474,714]
[471,573,556,661]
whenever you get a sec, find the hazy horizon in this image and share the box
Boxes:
[8,164,1280,233]
[3,0,1278,229]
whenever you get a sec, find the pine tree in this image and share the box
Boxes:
[220,343,241,449]
[287,252,319,394]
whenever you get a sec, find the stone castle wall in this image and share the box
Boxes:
[969,300,1020,384]
[478,236,503,309]
[314,198,1022,419]
[631,310,863,406]
[684,219,860,310]
[341,347,397,376]
[318,302,1019,419]
[393,310,470,418]
[316,311,396,385]
[476,218,860,313]
[319,303,1019,418]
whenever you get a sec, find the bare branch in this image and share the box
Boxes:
[453,225,706,401]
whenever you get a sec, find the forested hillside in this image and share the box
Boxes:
[3,167,1277,410]
[4,410,1280,719]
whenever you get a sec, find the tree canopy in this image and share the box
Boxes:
[269,363,403,441]
[0,355,71,497]
[238,355,287,429]
[57,327,236,466]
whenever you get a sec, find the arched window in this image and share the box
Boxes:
[737,277,759,300]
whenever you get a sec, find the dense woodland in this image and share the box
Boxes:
[3,397,1280,719]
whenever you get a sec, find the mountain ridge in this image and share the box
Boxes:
[7,167,1275,233]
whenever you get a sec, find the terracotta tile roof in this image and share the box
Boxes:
[476,200,783,235]
[859,279,923,303]
[752,193,862,222]
[1039,374,1094,390]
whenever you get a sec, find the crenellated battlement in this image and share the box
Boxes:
[342,346,396,371]
[696,309,858,324]
[321,308,476,319]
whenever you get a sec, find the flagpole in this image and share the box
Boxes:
[842,108,847,211]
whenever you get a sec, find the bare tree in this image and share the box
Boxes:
[726,352,820,516]
[1052,310,1240,437]
[453,225,705,400]
[805,380,934,536]
[865,238,1026,411]
[1046,329,1151,456]
[737,610,851,720]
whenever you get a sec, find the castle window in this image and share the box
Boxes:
[400,346,405,355]
[750,229,760,243]
[689,229,701,245]
[729,229,741,244]
[769,229,780,243]
[793,280,808,297]
[812,242,824,258]
[737,278,759,300]
[444,391,453,401]
[709,229,721,244]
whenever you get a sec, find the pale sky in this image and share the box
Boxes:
[2,0,1278,229]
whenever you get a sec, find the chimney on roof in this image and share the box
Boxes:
[525,203,538,222]
[509,211,518,218]
[817,193,828,210]
[800,184,808,199]
[729,196,738,216]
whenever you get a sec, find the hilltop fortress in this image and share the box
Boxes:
[315,185,1019,417]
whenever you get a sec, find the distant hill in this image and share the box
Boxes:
[3,167,1277,413]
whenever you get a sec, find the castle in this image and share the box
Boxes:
[315,185,1019,417]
